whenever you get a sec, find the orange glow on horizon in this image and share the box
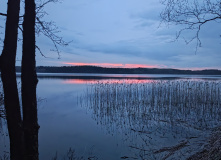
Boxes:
[62,62,163,68]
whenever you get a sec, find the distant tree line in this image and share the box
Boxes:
[15,66,221,75]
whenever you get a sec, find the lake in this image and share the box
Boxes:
[1,73,221,160]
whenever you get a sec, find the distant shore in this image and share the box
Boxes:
[14,66,221,75]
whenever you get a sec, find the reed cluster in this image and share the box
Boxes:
[79,79,221,159]
[80,80,221,131]
[0,81,4,119]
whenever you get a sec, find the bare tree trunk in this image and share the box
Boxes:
[0,0,24,160]
[22,0,39,159]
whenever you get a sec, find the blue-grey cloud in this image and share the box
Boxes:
[1,0,221,69]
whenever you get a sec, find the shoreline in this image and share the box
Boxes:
[188,127,221,160]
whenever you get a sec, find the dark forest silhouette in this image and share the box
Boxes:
[15,66,221,75]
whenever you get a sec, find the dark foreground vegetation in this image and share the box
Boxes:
[14,66,221,75]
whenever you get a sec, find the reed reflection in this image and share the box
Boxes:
[79,79,221,159]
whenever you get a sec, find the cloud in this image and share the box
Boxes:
[67,34,196,62]
[7,0,219,69]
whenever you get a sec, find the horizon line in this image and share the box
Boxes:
[14,65,221,71]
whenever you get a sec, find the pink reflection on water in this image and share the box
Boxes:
[61,77,216,85]
[62,79,97,84]
[62,79,156,84]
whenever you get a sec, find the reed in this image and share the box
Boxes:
[79,79,221,159]
[80,80,221,130]
[0,81,4,118]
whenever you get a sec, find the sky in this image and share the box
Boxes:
[0,0,221,69]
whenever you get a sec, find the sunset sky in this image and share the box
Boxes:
[0,0,221,69]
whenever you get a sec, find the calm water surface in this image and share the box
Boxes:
[1,74,221,159]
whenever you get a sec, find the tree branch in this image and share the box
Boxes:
[36,16,71,58]
[18,25,23,32]
[17,25,49,58]
[35,45,49,58]
[160,0,221,51]
[36,0,59,10]
[0,13,7,16]
[1,0,70,59]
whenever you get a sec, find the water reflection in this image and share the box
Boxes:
[1,76,221,159]
[62,79,156,84]
[79,79,221,159]
[0,77,39,160]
